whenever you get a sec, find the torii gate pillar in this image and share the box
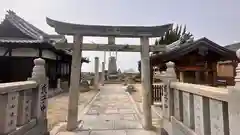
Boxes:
[140,37,153,130]
[66,35,82,130]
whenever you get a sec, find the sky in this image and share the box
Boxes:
[1,0,240,72]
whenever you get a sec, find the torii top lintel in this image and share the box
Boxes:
[46,17,173,37]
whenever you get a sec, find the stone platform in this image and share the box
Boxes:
[57,84,157,135]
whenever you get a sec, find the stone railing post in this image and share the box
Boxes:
[29,58,48,134]
[228,49,240,135]
[159,61,177,120]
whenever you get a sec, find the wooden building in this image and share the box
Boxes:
[216,42,240,85]
[0,10,89,88]
[150,37,237,86]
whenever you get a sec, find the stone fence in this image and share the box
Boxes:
[155,61,240,135]
[0,58,48,135]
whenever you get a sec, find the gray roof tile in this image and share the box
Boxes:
[0,39,44,44]
[225,42,240,51]
[5,10,66,43]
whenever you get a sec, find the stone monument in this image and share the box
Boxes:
[107,56,119,79]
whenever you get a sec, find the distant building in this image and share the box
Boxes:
[0,10,89,88]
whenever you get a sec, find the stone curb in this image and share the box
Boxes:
[125,91,143,126]
[77,91,101,121]
[49,90,100,135]
[152,106,163,119]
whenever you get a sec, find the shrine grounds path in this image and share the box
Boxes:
[57,84,157,135]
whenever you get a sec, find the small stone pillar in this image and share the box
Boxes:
[228,49,240,135]
[30,58,48,134]
[101,62,105,86]
[94,57,99,90]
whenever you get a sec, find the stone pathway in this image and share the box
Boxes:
[57,84,156,135]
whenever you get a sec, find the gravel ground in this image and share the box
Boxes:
[47,89,98,131]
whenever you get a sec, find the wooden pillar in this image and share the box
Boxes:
[68,62,71,86]
[67,34,82,131]
[204,71,209,85]
[212,62,217,86]
[94,57,99,90]
[140,36,152,130]
[179,71,184,82]
[195,71,200,84]
[57,78,61,89]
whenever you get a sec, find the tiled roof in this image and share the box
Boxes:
[150,37,237,65]
[4,10,66,43]
[0,38,44,44]
[225,42,240,51]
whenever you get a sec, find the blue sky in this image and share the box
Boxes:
[1,0,240,72]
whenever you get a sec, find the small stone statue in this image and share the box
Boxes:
[80,78,90,92]
[125,84,136,94]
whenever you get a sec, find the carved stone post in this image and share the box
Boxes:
[67,35,82,131]
[101,62,105,86]
[228,49,240,135]
[30,58,48,134]
[94,57,99,90]
[140,36,152,130]
[160,61,177,119]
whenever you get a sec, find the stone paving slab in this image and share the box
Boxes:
[82,114,137,121]
[113,120,142,129]
[57,84,157,135]
[90,130,126,135]
[81,119,115,130]
[57,129,156,135]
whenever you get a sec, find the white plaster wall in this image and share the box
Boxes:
[12,48,38,57]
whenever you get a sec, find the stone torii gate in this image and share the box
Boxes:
[46,17,172,131]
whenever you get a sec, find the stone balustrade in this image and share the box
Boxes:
[169,82,229,135]
[156,61,240,135]
[0,58,48,135]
